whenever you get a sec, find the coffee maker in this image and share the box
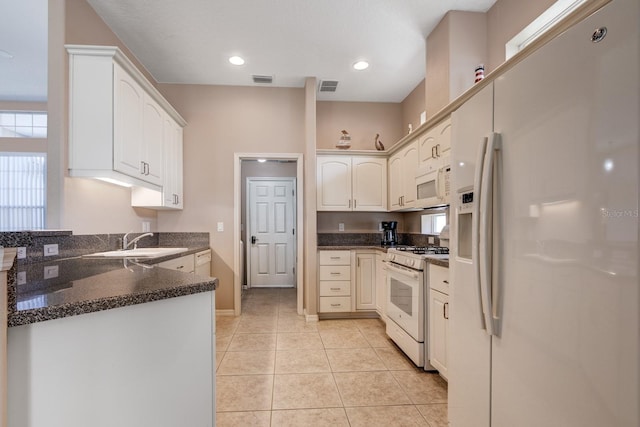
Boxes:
[381,221,398,246]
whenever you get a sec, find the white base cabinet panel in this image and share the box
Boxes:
[8,292,215,427]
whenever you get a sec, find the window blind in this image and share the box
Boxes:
[0,153,46,231]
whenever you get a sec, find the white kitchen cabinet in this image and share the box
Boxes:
[388,141,418,210]
[317,155,387,211]
[355,252,376,310]
[66,45,186,191]
[318,250,351,313]
[131,115,184,209]
[429,264,449,380]
[418,117,451,172]
[158,254,195,274]
[374,252,387,320]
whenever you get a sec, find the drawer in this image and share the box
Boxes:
[319,280,350,297]
[429,264,449,295]
[319,265,350,281]
[319,296,351,313]
[319,250,351,266]
[157,254,195,273]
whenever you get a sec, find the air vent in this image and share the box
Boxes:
[319,80,339,92]
[252,75,273,84]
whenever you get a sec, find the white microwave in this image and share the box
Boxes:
[415,160,451,208]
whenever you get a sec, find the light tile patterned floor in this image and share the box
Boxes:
[216,288,448,426]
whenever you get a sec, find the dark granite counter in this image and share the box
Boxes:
[427,258,449,268]
[8,246,217,327]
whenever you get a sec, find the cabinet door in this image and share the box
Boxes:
[429,289,448,379]
[113,64,144,179]
[355,253,376,310]
[375,254,387,319]
[317,156,352,210]
[141,94,164,185]
[419,130,438,171]
[388,154,402,210]
[436,118,452,158]
[163,117,183,208]
[352,157,387,211]
[401,142,419,207]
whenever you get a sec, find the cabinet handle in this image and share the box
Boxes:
[444,302,449,319]
[436,144,441,157]
[330,256,340,260]
[443,280,449,284]
[176,265,184,269]
[330,287,340,291]
[330,304,341,307]
[140,161,146,174]
[353,199,356,209]
[330,272,341,275]
[348,199,352,208]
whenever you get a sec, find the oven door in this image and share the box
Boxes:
[386,262,424,341]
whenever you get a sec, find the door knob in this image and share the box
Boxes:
[251,236,258,244]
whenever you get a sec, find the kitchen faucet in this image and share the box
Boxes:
[122,232,154,250]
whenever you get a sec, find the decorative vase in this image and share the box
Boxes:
[336,130,351,149]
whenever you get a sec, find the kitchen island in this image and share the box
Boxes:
[6,254,218,427]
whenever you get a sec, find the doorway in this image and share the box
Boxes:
[234,154,304,316]
[246,177,296,288]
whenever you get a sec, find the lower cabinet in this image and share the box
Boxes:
[375,253,387,320]
[318,249,378,315]
[157,253,195,273]
[318,250,352,313]
[428,264,449,380]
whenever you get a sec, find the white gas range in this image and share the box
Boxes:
[385,246,449,370]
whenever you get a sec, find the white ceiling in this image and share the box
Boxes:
[1,0,497,103]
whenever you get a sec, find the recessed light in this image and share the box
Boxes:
[353,61,369,71]
[229,56,245,66]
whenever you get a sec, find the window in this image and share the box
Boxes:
[421,212,447,235]
[505,0,587,60]
[0,111,47,138]
[0,153,46,231]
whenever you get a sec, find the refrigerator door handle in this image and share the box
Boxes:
[473,136,489,331]
[479,132,500,336]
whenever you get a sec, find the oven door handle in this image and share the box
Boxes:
[385,263,420,280]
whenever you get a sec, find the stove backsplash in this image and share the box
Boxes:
[318,233,441,247]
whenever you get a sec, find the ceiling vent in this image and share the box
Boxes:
[319,80,339,92]
[252,75,273,84]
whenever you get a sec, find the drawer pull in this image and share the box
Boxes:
[330,272,341,275]
[330,287,340,291]
[443,280,449,284]
[176,265,184,269]
[330,304,341,307]
[330,256,341,260]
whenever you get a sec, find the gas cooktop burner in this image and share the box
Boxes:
[396,246,450,255]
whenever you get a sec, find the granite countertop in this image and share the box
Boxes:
[427,258,449,268]
[9,247,217,327]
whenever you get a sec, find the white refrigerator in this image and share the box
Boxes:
[449,0,639,426]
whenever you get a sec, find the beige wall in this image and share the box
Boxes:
[400,79,426,141]
[155,84,305,310]
[316,101,403,151]
[303,78,318,316]
[425,11,486,118]
[317,212,405,233]
[486,0,556,73]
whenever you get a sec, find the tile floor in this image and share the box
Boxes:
[215,287,448,426]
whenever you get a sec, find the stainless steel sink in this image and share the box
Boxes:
[84,247,188,259]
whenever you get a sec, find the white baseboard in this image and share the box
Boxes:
[304,309,319,322]
[215,309,236,316]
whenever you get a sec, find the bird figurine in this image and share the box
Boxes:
[374,133,385,151]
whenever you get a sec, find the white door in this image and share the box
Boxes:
[247,178,296,288]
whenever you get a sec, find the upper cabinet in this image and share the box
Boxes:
[388,141,418,211]
[67,45,186,202]
[317,155,387,212]
[418,117,451,173]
